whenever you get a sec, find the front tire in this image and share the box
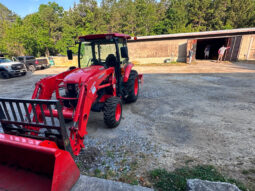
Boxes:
[0,71,10,79]
[124,70,139,103]
[103,97,122,128]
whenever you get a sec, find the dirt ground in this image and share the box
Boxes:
[0,61,255,189]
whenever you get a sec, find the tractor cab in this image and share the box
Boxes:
[67,33,130,68]
[78,33,130,69]
[65,33,133,100]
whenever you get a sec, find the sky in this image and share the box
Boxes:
[0,0,79,17]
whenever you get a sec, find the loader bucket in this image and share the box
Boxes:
[0,98,80,191]
[0,133,80,191]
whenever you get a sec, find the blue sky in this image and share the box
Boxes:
[0,0,79,17]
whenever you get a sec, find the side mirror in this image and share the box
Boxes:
[67,49,73,60]
[120,47,128,58]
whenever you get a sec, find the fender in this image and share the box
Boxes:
[0,67,9,72]
[123,63,134,82]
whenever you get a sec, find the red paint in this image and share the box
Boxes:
[134,77,139,96]
[79,33,131,40]
[138,74,144,85]
[63,66,103,84]
[0,133,80,191]
[39,140,59,149]
[115,103,121,121]
[44,107,74,119]
[99,94,112,102]
[123,63,134,82]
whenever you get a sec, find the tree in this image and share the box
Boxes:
[1,0,255,57]
[226,0,255,28]
[134,0,158,35]
[186,0,212,31]
[37,2,64,56]
[154,0,193,34]
[0,3,18,55]
[206,0,232,30]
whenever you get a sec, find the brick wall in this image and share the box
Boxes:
[52,35,255,65]
[52,39,188,66]
[52,56,78,67]
[128,39,187,64]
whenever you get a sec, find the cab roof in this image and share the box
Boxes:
[79,33,131,40]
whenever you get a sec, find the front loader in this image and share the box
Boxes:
[0,33,143,191]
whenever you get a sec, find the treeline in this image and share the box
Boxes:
[0,0,255,57]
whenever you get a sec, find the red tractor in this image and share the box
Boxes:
[0,33,143,191]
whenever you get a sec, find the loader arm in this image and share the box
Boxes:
[24,66,116,155]
[70,67,116,155]
[31,68,79,100]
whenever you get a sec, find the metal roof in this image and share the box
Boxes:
[131,28,255,41]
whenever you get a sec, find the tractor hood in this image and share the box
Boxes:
[63,65,105,84]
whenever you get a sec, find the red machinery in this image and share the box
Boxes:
[0,33,143,190]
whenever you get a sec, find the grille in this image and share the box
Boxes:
[11,64,24,70]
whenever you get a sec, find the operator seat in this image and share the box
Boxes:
[105,54,117,68]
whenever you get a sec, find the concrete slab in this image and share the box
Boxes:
[72,175,153,191]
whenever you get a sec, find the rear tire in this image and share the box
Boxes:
[124,70,139,103]
[0,71,10,79]
[103,97,122,128]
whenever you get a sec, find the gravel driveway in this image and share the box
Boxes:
[0,61,254,188]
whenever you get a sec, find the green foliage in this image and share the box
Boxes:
[150,165,247,191]
[0,3,17,22]
[1,0,255,57]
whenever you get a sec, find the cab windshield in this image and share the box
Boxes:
[79,38,127,68]
[0,58,12,64]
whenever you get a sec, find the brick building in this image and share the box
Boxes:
[128,28,255,64]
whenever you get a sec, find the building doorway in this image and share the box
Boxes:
[195,38,229,60]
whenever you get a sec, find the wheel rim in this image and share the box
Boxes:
[115,103,121,121]
[134,78,139,96]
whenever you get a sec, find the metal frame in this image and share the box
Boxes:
[0,98,73,153]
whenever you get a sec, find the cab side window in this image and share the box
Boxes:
[118,38,128,64]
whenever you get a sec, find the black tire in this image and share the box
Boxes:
[0,71,10,79]
[21,72,26,76]
[103,97,122,128]
[28,65,35,73]
[124,70,139,103]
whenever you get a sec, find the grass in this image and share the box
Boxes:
[119,173,139,185]
[242,168,255,175]
[94,169,101,177]
[106,150,114,158]
[149,165,247,191]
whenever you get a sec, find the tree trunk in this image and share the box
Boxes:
[45,47,50,57]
